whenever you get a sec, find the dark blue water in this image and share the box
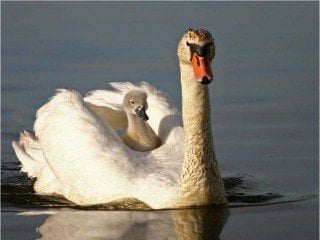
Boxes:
[1,2,318,239]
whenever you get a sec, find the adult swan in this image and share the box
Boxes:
[12,29,227,209]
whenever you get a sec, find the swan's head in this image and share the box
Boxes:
[177,28,215,85]
[123,90,149,121]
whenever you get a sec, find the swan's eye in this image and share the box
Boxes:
[186,42,190,46]
[130,101,135,104]
[204,42,212,50]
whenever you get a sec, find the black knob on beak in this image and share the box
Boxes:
[188,42,212,58]
[135,107,149,121]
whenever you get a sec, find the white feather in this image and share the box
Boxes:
[13,82,184,208]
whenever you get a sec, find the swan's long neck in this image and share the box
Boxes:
[177,63,227,206]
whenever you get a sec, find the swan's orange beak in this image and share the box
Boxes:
[191,53,213,85]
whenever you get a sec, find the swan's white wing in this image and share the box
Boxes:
[34,89,139,204]
[84,82,182,139]
[14,85,184,208]
[12,131,63,194]
[34,88,184,207]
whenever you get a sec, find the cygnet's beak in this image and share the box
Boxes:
[135,107,149,121]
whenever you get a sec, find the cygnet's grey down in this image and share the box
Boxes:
[121,90,161,152]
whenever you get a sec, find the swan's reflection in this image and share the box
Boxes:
[172,207,229,240]
[37,207,229,240]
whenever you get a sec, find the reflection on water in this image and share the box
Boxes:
[35,207,229,240]
[172,208,229,240]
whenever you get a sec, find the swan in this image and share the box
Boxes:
[12,28,227,209]
[118,90,161,151]
[89,89,161,152]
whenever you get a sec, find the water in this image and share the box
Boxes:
[1,2,318,239]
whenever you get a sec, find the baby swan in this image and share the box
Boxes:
[121,90,161,152]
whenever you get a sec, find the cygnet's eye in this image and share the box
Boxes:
[186,41,190,46]
[130,100,135,104]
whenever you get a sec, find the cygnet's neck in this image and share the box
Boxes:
[177,63,227,206]
[122,113,161,152]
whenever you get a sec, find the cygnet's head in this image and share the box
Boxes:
[122,90,149,121]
